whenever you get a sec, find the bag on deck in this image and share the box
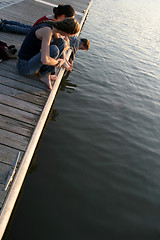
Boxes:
[0,40,17,62]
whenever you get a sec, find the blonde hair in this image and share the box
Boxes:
[37,18,80,35]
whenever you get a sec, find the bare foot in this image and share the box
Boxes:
[40,73,52,90]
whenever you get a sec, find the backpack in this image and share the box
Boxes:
[0,40,17,62]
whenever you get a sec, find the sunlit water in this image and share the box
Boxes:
[3,0,160,239]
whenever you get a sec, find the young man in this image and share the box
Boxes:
[60,36,90,80]
[69,36,90,65]
[56,36,90,75]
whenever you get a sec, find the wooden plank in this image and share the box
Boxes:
[0,84,47,106]
[0,76,49,99]
[0,145,24,165]
[0,93,42,115]
[0,68,50,92]
[1,0,51,22]
[0,103,39,126]
[0,59,21,68]
[0,0,24,9]
[0,162,11,185]
[0,59,20,68]
[0,115,34,137]
[0,183,9,209]
[0,129,29,151]
[0,33,24,46]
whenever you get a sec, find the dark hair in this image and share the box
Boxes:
[53,5,75,19]
[81,38,90,50]
[44,18,80,35]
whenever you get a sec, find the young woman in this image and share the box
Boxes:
[17,18,80,90]
[0,5,75,35]
[33,4,75,26]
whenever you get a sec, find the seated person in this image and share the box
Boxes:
[0,5,75,35]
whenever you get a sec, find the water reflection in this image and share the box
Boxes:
[60,70,77,93]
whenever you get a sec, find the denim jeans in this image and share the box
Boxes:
[17,38,65,77]
[0,20,31,35]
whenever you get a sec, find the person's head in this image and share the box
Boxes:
[52,18,80,36]
[53,5,75,21]
[79,38,90,50]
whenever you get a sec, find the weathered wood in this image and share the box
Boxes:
[0,68,50,91]
[0,84,47,106]
[0,93,42,115]
[0,129,29,151]
[0,183,9,209]
[3,151,21,191]
[0,115,34,137]
[0,145,24,165]
[0,162,12,185]
[0,31,24,44]
[0,76,49,99]
[0,103,38,126]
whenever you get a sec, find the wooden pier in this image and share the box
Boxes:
[0,0,92,238]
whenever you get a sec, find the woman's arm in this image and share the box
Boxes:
[36,27,64,66]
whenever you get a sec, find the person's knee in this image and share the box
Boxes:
[53,38,65,54]
[58,38,65,50]
[50,45,59,59]
[53,38,65,47]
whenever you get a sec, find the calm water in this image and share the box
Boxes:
[3,0,160,239]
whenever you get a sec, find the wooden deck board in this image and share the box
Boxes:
[0,76,49,99]
[0,0,93,237]
[0,115,34,137]
[0,145,24,165]
[0,129,29,151]
[0,103,39,125]
[0,183,9,209]
[0,68,50,90]
[0,94,43,115]
[0,84,47,106]
[0,162,13,185]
